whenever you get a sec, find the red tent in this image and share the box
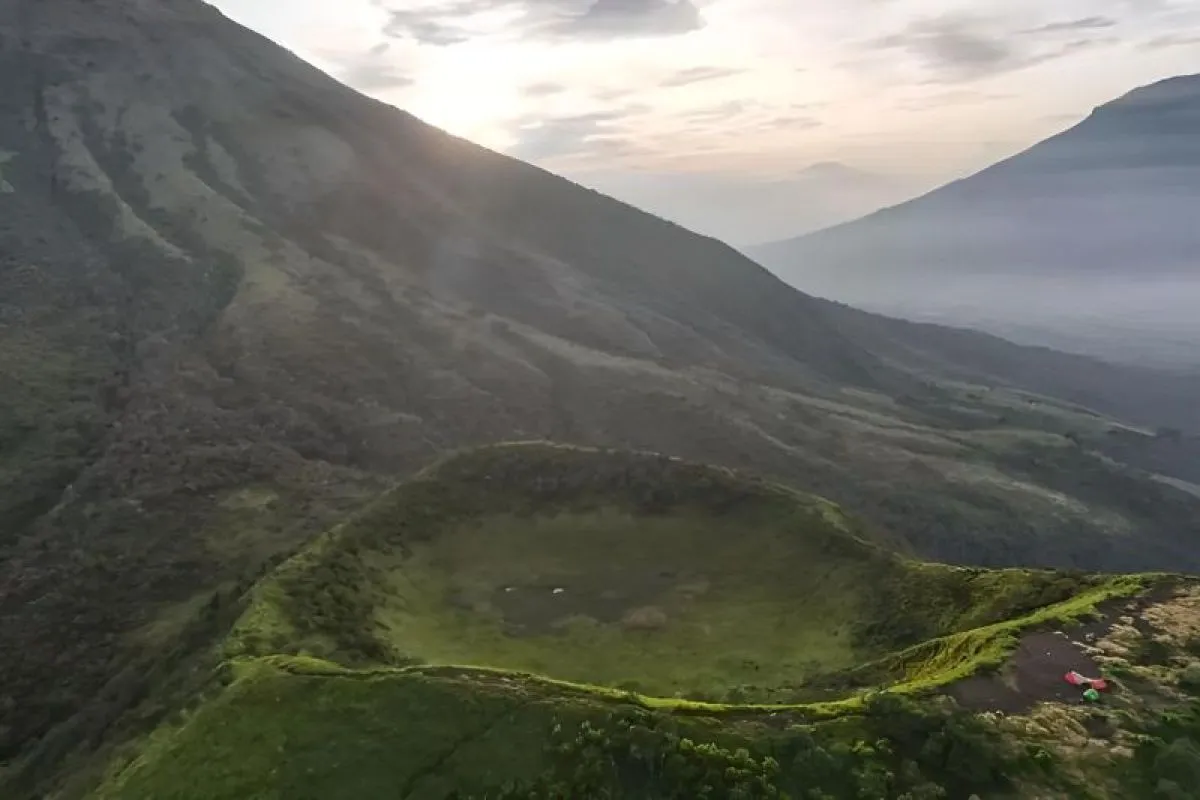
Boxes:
[1064,671,1108,690]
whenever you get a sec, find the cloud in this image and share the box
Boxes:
[383,8,473,46]
[553,0,704,40]
[507,108,641,161]
[341,62,415,90]
[659,65,744,88]
[575,135,650,159]
[379,0,705,46]
[522,80,568,97]
[664,99,821,136]
[874,16,1012,80]
[593,85,640,102]
[1141,32,1200,49]
[1023,16,1118,35]
[334,42,415,91]
[871,13,1117,83]
[211,0,1200,245]
[895,88,1013,112]
[755,115,823,131]
[679,100,749,122]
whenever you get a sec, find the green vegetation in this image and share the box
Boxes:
[93,657,1036,800]
[475,693,1036,800]
[7,4,1200,794]
[225,444,1135,706]
[0,326,112,538]
[1120,703,1200,799]
[81,445,1195,799]
[833,573,1153,689]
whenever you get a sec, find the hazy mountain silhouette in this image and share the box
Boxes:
[751,74,1200,367]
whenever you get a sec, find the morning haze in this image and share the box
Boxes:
[209,0,1200,368]
[212,0,1200,243]
[751,73,1200,368]
[5,1,1200,798]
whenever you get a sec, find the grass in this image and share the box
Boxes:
[90,446,1193,799]
[0,327,111,537]
[227,444,891,677]
[90,649,1058,799]
[88,656,998,799]
[854,573,1157,694]
[241,569,1155,718]
[227,444,1155,707]
[370,507,864,699]
[94,658,644,800]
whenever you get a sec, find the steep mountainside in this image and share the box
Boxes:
[3,1,1200,794]
[751,75,1200,366]
[89,446,1200,799]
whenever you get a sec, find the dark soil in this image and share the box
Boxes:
[947,588,1178,714]
[949,631,1106,713]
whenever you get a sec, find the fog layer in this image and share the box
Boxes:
[750,75,1200,368]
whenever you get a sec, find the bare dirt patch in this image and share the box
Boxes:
[487,570,693,636]
[949,631,1105,713]
[948,587,1182,714]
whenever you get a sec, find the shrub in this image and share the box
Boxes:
[1179,663,1200,693]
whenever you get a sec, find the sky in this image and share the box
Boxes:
[209,0,1200,244]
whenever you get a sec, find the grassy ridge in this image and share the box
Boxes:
[94,574,1187,799]
[90,446,1193,799]
[92,657,1028,800]
[94,659,590,800]
[226,444,1128,704]
[817,573,1156,697]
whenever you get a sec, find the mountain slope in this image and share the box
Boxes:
[750,74,1200,366]
[3,1,1200,794]
[87,446,1200,800]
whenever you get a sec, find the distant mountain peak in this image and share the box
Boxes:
[796,161,874,180]
[750,72,1200,369]
[1105,72,1200,109]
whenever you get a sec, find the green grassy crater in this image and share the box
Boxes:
[226,443,1129,705]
